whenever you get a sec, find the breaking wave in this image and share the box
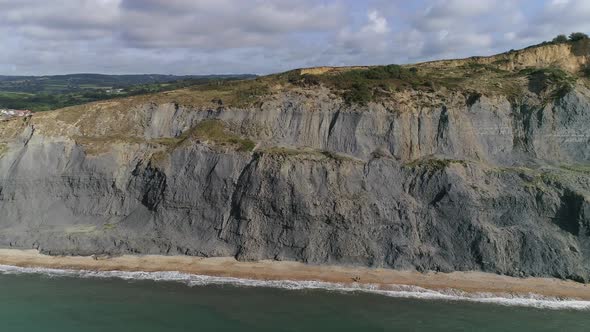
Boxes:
[0,264,588,310]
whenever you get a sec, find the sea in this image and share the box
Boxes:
[0,265,589,332]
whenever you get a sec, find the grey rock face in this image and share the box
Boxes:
[0,85,589,281]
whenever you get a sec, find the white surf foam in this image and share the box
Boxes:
[0,264,588,310]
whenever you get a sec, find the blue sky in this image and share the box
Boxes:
[0,0,588,75]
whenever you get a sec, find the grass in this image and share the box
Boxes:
[257,146,359,162]
[91,78,274,112]
[259,147,309,157]
[181,119,256,152]
[65,225,97,234]
[74,119,257,157]
[148,119,256,162]
[103,223,117,231]
[560,164,590,174]
[0,91,34,97]
[487,166,569,190]
[404,158,468,171]
[184,79,271,108]
[72,135,145,155]
[279,60,546,106]
[0,143,7,157]
[319,150,354,162]
[283,65,426,105]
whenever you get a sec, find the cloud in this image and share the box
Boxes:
[335,10,391,56]
[0,1,588,75]
[0,0,346,47]
[403,0,533,61]
[0,0,348,74]
[363,10,390,34]
[416,0,494,31]
[1,0,120,38]
[532,0,590,35]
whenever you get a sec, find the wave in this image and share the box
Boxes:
[0,264,588,310]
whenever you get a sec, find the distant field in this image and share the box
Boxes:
[0,73,256,111]
[0,91,34,97]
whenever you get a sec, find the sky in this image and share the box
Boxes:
[0,0,589,76]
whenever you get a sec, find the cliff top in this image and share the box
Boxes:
[297,38,590,76]
[1,38,589,142]
[38,38,590,112]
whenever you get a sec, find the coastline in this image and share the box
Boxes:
[0,249,589,302]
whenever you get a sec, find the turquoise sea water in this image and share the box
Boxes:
[1,269,589,332]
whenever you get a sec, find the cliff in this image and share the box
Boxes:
[1,40,590,281]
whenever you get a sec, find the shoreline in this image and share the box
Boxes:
[0,249,589,302]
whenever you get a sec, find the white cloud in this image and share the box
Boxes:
[0,0,349,74]
[550,0,570,6]
[0,0,346,49]
[515,0,590,41]
[416,0,494,31]
[0,1,589,75]
[504,32,517,41]
[336,10,392,55]
[362,10,390,34]
[117,0,347,49]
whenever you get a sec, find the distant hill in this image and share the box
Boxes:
[0,73,256,111]
[0,73,256,94]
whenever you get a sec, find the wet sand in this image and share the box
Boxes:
[0,249,588,300]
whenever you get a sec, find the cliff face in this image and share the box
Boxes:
[417,39,590,73]
[1,42,590,281]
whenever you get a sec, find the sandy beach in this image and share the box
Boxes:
[0,248,588,301]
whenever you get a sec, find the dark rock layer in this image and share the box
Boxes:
[0,84,589,282]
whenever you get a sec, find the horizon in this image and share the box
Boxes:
[0,73,256,77]
[0,38,583,78]
[1,0,589,76]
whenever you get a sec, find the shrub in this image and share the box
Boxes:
[286,71,301,84]
[365,67,391,80]
[301,74,321,86]
[364,64,415,80]
[344,82,371,105]
[522,67,576,101]
[571,36,590,55]
[569,32,589,41]
[286,72,321,87]
[235,84,269,105]
[552,34,568,43]
[522,67,573,85]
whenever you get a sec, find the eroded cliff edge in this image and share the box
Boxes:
[0,40,589,281]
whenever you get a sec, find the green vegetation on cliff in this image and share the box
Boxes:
[268,36,589,106]
[0,143,7,157]
[188,119,256,152]
[153,119,256,153]
[5,35,588,113]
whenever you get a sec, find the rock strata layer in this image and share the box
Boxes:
[1,45,590,282]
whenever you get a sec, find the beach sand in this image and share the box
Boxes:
[0,248,588,300]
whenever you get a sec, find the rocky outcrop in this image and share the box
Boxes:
[0,45,589,282]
